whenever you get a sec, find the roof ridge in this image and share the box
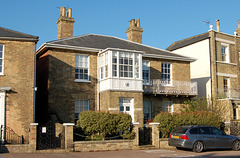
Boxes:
[0,26,38,39]
[49,33,175,54]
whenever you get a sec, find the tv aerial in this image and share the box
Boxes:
[202,20,213,30]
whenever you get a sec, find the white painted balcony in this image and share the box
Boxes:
[143,79,198,96]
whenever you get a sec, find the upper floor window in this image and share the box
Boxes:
[119,52,133,78]
[75,54,89,81]
[221,44,229,63]
[0,45,4,75]
[75,100,89,120]
[142,61,150,84]
[110,51,140,79]
[161,62,172,85]
[99,53,108,79]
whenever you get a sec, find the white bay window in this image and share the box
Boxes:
[99,48,143,92]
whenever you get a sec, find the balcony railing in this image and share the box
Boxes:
[217,88,240,99]
[143,79,198,96]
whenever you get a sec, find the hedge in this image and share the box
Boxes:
[153,111,222,138]
[76,111,135,140]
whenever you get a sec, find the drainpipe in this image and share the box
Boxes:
[33,43,37,123]
[97,53,100,111]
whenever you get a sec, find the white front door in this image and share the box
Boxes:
[0,92,5,143]
[119,98,134,122]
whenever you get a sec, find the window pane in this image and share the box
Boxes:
[0,52,2,58]
[0,46,2,52]
[75,55,89,80]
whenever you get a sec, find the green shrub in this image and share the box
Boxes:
[154,111,222,138]
[76,111,134,140]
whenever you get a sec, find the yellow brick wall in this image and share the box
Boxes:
[0,40,35,142]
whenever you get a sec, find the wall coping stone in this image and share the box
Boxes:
[133,122,140,125]
[74,139,133,144]
[30,123,38,126]
[63,123,75,126]
[149,122,160,125]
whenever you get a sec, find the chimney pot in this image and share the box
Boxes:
[136,19,140,27]
[67,8,72,18]
[60,7,66,17]
[216,19,220,32]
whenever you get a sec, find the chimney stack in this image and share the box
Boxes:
[235,20,240,37]
[126,19,143,44]
[216,19,220,32]
[57,7,75,39]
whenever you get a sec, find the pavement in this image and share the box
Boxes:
[1,149,240,158]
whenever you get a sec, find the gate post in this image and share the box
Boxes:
[149,122,160,148]
[29,123,38,152]
[63,123,74,150]
[133,122,140,146]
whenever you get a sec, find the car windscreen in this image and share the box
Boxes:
[172,126,188,134]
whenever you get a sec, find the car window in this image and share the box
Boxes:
[211,127,224,135]
[189,127,199,134]
[199,127,212,134]
[172,126,188,134]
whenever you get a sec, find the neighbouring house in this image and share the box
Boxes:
[167,20,240,122]
[0,27,38,144]
[36,7,197,125]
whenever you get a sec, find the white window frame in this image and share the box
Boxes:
[161,62,172,85]
[75,54,90,82]
[142,60,150,85]
[75,99,89,120]
[162,101,173,113]
[119,52,134,78]
[221,43,230,63]
[0,45,4,75]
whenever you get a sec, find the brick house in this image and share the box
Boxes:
[167,20,240,122]
[0,27,38,143]
[36,7,197,125]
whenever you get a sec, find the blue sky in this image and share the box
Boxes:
[1,0,240,49]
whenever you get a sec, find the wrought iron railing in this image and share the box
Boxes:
[143,79,198,96]
[1,125,24,144]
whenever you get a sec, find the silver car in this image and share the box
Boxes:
[168,125,240,152]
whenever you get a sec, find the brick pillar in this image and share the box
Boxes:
[149,122,160,148]
[63,123,74,150]
[29,123,38,152]
[133,122,140,146]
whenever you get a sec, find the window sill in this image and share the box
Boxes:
[74,79,91,83]
[143,83,152,86]
[161,84,173,87]
[216,61,237,66]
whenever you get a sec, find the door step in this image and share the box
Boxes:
[36,149,70,153]
[138,145,158,150]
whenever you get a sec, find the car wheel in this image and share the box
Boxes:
[193,141,204,153]
[232,140,240,151]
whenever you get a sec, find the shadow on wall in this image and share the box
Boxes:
[36,53,97,124]
[191,77,210,98]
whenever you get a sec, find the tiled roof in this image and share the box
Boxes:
[41,34,195,61]
[0,26,38,41]
[167,32,209,51]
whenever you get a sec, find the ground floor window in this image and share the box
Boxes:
[143,100,151,122]
[162,101,173,113]
[75,100,89,120]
